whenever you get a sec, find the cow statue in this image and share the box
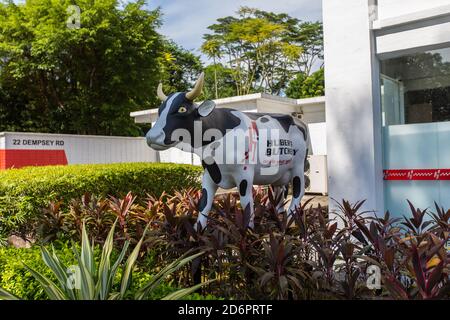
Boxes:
[146,72,310,229]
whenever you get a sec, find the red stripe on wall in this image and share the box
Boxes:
[0,149,68,169]
[0,150,5,170]
[384,169,450,181]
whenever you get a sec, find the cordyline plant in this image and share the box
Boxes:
[0,220,210,300]
[338,200,449,300]
[20,188,450,300]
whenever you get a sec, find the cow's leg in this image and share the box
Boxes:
[287,152,307,217]
[196,172,218,230]
[287,176,305,215]
[272,185,288,214]
[237,177,255,229]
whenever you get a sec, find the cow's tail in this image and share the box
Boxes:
[293,118,311,189]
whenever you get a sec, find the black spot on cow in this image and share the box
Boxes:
[198,188,208,211]
[178,108,242,148]
[201,108,242,139]
[202,159,222,184]
[239,180,248,196]
[246,113,294,133]
[296,125,307,141]
[293,176,301,198]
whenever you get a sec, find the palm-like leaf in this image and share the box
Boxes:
[162,280,215,300]
[0,287,20,300]
[135,251,204,300]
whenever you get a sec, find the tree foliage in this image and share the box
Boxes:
[159,40,203,97]
[201,7,323,97]
[286,68,325,99]
[201,64,236,100]
[292,21,323,76]
[0,0,202,136]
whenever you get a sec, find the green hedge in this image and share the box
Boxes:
[0,242,76,300]
[0,163,202,238]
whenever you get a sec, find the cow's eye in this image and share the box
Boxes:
[178,106,187,113]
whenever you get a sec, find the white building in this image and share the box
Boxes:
[323,0,450,216]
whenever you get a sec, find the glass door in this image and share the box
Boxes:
[381,48,450,216]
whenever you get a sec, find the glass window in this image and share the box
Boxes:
[381,48,450,126]
[381,47,450,216]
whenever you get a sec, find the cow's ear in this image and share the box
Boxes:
[197,100,216,117]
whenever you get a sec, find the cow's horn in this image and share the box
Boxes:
[185,72,205,101]
[157,83,168,101]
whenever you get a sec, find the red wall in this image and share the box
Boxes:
[0,149,68,169]
[0,150,5,170]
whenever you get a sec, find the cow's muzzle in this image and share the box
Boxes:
[146,129,176,151]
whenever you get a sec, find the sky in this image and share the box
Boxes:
[143,0,323,61]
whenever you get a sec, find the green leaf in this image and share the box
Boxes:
[40,246,75,299]
[24,263,68,300]
[162,280,215,300]
[96,219,117,300]
[120,225,150,298]
[135,251,204,300]
[80,222,96,277]
[0,287,21,300]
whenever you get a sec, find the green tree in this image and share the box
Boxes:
[286,68,325,99]
[292,21,324,76]
[201,64,236,100]
[202,7,303,96]
[201,7,323,97]
[159,40,203,96]
[0,0,163,136]
[201,35,222,99]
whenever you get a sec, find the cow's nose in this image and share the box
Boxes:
[146,129,163,147]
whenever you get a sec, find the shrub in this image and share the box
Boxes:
[33,190,196,245]
[0,242,76,300]
[0,163,202,239]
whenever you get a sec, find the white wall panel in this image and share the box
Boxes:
[376,19,450,58]
[1,132,158,165]
[323,0,384,215]
[308,122,327,156]
[378,0,450,20]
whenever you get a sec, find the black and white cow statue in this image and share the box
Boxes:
[146,73,310,229]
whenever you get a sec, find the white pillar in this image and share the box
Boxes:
[323,0,384,215]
